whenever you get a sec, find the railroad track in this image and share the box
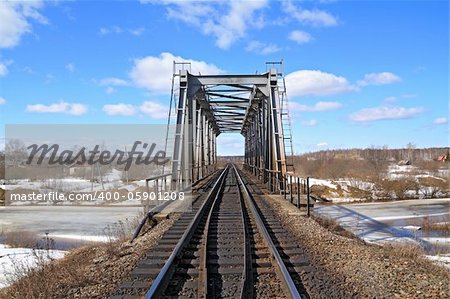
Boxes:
[111,164,309,299]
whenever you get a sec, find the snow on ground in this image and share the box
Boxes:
[5,169,124,194]
[426,255,450,269]
[327,197,366,203]
[50,234,110,243]
[104,169,122,181]
[135,179,147,187]
[333,179,375,191]
[0,244,66,289]
[308,178,337,189]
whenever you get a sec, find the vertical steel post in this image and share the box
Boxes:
[307,177,310,217]
[289,175,293,203]
[296,177,300,208]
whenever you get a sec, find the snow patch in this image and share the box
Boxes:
[309,178,337,189]
[0,244,66,289]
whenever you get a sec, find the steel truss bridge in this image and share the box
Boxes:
[167,61,295,193]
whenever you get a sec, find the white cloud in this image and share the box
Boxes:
[105,87,116,94]
[130,52,224,94]
[0,97,6,105]
[282,0,338,27]
[301,119,318,126]
[288,30,312,44]
[101,100,168,119]
[103,103,136,116]
[65,63,75,73]
[26,101,88,116]
[203,1,268,49]
[383,96,398,103]
[139,101,168,119]
[99,26,123,35]
[98,77,129,93]
[99,77,129,86]
[145,0,268,49]
[383,94,416,103]
[317,142,328,147]
[0,60,13,77]
[358,72,401,86]
[290,101,342,112]
[0,1,47,48]
[0,62,8,76]
[433,117,448,125]
[349,106,423,122]
[44,73,54,84]
[129,27,145,36]
[286,70,357,97]
[245,40,281,55]
[99,26,145,36]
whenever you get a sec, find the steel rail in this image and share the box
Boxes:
[232,165,303,299]
[236,168,252,299]
[197,166,229,298]
[144,165,230,299]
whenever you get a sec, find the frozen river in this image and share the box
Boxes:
[0,205,144,249]
[315,198,450,252]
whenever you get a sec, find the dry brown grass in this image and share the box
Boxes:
[383,242,425,259]
[312,214,359,240]
[0,244,98,299]
[420,215,450,232]
[1,231,39,248]
[0,215,174,299]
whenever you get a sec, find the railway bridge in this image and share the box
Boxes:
[167,61,295,193]
[112,62,315,299]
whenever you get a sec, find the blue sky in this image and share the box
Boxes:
[0,0,448,155]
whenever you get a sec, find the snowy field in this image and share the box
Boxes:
[0,244,65,288]
[1,169,150,206]
[299,163,449,203]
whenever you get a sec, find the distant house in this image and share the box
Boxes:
[69,165,91,176]
[436,155,448,162]
[398,160,411,166]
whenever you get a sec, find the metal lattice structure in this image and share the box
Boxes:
[168,62,294,192]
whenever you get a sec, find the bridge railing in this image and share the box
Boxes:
[243,163,312,216]
[283,174,312,217]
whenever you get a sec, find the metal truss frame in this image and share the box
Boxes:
[170,68,287,192]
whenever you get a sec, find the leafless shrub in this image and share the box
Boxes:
[347,185,372,199]
[418,177,449,198]
[4,249,51,286]
[383,242,424,259]
[377,179,418,200]
[0,188,5,205]
[420,215,450,232]
[312,214,359,240]
[102,212,144,257]
[1,247,88,299]
[2,231,39,248]
[294,156,388,182]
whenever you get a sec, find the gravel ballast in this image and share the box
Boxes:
[254,189,450,298]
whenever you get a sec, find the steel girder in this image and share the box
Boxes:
[171,69,287,191]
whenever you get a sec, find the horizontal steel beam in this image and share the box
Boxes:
[190,73,269,86]
[206,92,249,101]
